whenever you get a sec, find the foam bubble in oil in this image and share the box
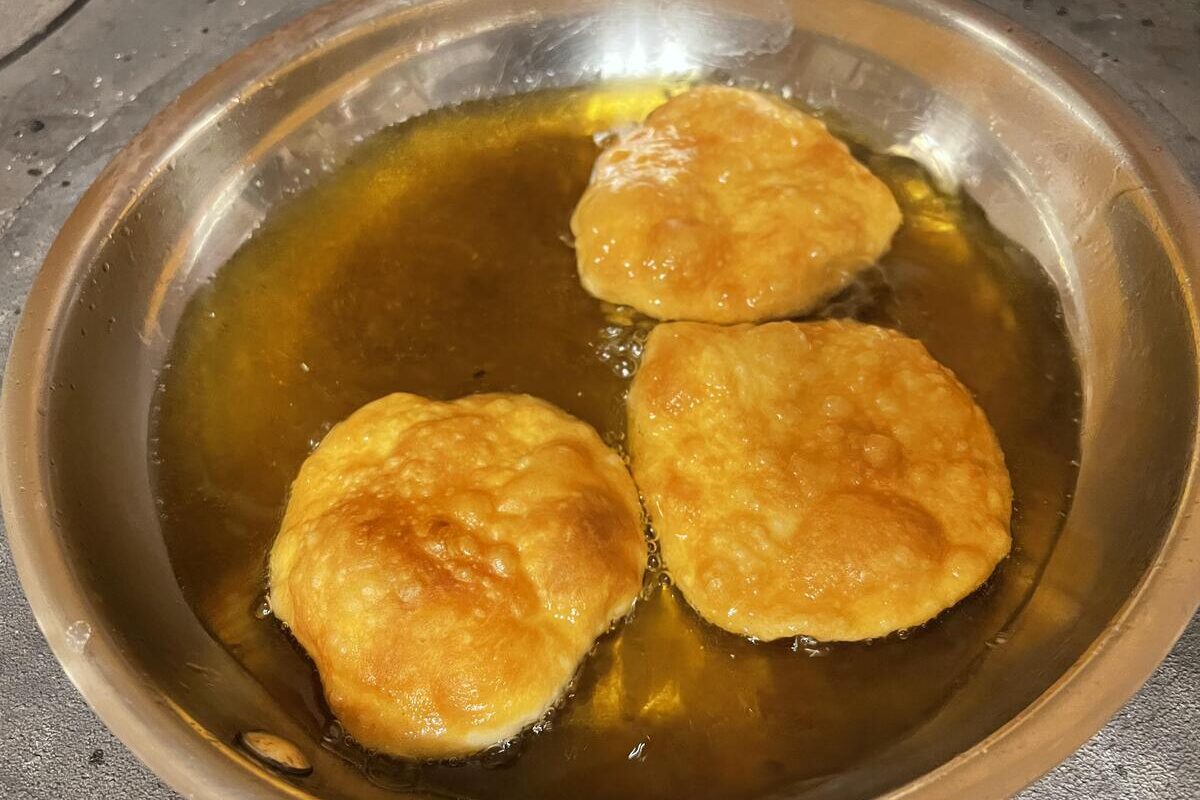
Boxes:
[595,305,656,379]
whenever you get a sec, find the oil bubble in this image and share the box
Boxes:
[253,594,273,619]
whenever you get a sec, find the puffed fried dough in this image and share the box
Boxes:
[571,86,901,323]
[269,393,647,758]
[627,321,1012,642]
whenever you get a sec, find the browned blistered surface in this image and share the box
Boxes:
[572,86,901,323]
[629,320,1012,641]
[270,393,645,758]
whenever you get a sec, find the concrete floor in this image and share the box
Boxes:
[0,0,74,62]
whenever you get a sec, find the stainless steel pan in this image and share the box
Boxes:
[3,0,1198,797]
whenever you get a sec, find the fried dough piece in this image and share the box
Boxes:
[627,321,1011,641]
[269,393,646,758]
[571,86,901,323]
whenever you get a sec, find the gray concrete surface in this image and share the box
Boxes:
[0,0,75,64]
[0,0,1197,798]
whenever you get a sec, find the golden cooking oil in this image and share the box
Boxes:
[152,84,1080,799]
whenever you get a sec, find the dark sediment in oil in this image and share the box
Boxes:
[152,85,1080,799]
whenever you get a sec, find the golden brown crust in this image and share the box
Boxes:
[269,393,646,758]
[571,86,901,323]
[627,321,1012,641]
